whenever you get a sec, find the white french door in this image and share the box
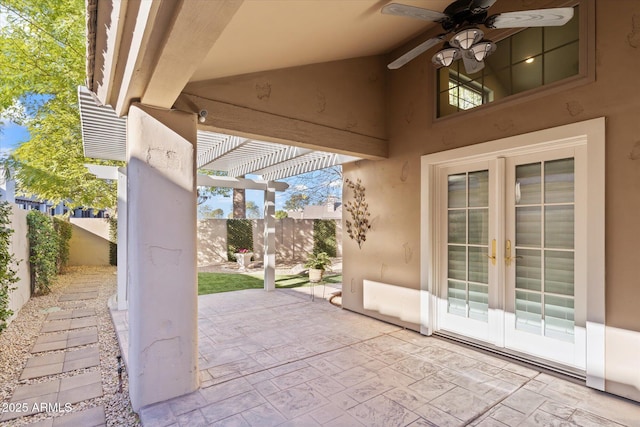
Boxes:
[434,147,586,370]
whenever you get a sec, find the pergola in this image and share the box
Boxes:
[79,85,359,312]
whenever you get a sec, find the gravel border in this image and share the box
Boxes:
[0,266,140,426]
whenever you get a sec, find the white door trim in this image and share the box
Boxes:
[420,117,605,390]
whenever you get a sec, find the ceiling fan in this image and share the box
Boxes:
[382,0,574,74]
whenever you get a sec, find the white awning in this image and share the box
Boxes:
[78,86,360,179]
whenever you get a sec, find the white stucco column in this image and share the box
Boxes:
[264,183,276,291]
[117,168,128,310]
[126,104,199,411]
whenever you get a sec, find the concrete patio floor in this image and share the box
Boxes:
[111,286,640,426]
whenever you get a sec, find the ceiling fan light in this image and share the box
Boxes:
[432,47,460,67]
[451,27,484,50]
[470,40,496,61]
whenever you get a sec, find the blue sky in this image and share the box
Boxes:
[0,120,30,156]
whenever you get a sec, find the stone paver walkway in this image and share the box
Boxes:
[1,284,107,426]
[111,286,640,427]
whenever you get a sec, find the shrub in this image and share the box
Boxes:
[27,211,59,294]
[53,217,72,272]
[107,216,117,266]
[313,219,336,257]
[0,202,19,332]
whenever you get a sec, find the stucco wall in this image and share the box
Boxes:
[6,204,31,325]
[197,219,340,266]
[68,218,111,266]
[340,0,640,402]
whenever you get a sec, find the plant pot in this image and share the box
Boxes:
[309,268,324,283]
[235,253,253,271]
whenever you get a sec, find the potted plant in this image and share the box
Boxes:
[304,252,332,283]
[234,248,254,271]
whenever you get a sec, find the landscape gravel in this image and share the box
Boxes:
[0,266,140,426]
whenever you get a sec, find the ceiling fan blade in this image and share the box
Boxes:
[462,50,485,74]
[470,0,497,14]
[381,3,448,22]
[486,8,574,29]
[388,35,446,70]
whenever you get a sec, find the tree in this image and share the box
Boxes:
[0,0,117,209]
[281,166,342,207]
[283,193,310,211]
[198,205,224,219]
[275,210,288,219]
[246,201,260,219]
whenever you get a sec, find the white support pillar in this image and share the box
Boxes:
[117,168,128,310]
[127,104,199,411]
[263,183,276,291]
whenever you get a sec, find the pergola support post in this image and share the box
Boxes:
[263,183,276,291]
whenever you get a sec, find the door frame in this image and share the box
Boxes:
[420,117,605,390]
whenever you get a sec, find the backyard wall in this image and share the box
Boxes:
[6,204,31,325]
[197,218,342,266]
[68,218,111,266]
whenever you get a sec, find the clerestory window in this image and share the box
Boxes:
[437,5,579,118]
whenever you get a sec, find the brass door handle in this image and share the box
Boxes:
[505,240,523,266]
[487,239,496,265]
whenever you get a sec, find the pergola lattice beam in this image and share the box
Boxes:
[196,133,246,168]
[227,145,312,178]
[259,153,349,181]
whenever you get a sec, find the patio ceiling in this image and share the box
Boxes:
[78,86,360,180]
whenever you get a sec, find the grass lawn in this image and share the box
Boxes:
[198,272,342,295]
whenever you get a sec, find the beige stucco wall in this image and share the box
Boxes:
[186,0,639,402]
[6,204,31,325]
[68,218,111,266]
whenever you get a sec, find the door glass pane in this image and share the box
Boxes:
[448,210,466,244]
[545,205,574,249]
[515,249,541,291]
[448,174,466,208]
[448,280,467,317]
[544,295,574,342]
[446,170,489,322]
[469,284,488,322]
[468,247,488,284]
[468,209,488,245]
[448,246,466,281]
[545,250,574,296]
[514,157,575,340]
[515,290,542,334]
[516,163,541,205]
[545,158,574,203]
[516,207,541,247]
[468,170,489,207]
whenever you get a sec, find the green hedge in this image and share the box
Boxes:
[0,202,19,332]
[227,219,253,261]
[313,219,337,257]
[107,216,117,266]
[26,211,72,295]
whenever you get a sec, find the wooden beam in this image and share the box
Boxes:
[182,94,388,160]
[141,0,244,109]
[196,175,289,192]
